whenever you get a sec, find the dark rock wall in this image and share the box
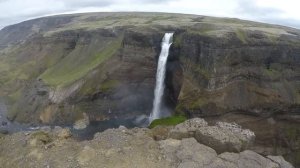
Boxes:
[175,31,300,118]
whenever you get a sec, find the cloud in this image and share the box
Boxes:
[0,0,299,30]
[234,0,300,28]
[236,0,282,16]
[0,0,176,29]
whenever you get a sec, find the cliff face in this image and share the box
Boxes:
[0,12,299,124]
[0,13,299,124]
[175,28,300,119]
[0,12,300,165]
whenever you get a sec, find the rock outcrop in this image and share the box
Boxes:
[168,118,208,139]
[0,120,294,168]
[168,118,255,153]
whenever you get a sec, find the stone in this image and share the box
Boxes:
[160,138,218,167]
[118,125,127,130]
[195,126,243,153]
[57,128,72,139]
[168,118,208,139]
[177,138,218,166]
[30,131,52,146]
[189,122,255,153]
[0,124,295,168]
[206,151,281,168]
[267,155,294,168]
[216,122,255,149]
[149,125,173,140]
[73,113,90,130]
[238,150,279,168]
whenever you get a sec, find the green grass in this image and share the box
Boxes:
[149,116,187,129]
[40,38,122,87]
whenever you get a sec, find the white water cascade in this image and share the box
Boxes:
[149,33,174,123]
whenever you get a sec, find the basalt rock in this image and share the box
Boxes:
[0,12,299,166]
[0,124,294,167]
[168,118,255,153]
[168,118,208,139]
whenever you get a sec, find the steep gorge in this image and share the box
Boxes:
[0,12,299,165]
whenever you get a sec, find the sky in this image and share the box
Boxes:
[0,0,300,29]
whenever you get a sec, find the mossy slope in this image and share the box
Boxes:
[40,37,122,87]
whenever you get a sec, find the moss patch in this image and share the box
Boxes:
[149,116,187,129]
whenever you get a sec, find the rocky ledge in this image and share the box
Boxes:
[0,118,294,168]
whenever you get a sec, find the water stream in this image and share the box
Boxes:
[149,33,173,122]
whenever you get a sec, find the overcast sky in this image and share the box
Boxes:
[0,0,300,29]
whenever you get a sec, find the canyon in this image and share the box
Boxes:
[0,12,299,166]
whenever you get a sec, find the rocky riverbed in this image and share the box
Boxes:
[0,118,295,168]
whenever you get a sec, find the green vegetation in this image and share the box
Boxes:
[266,34,278,43]
[40,38,122,87]
[235,28,248,44]
[180,59,211,80]
[174,103,185,115]
[173,34,182,47]
[189,97,207,109]
[149,115,187,129]
[144,15,176,24]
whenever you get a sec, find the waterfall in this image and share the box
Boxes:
[149,33,174,123]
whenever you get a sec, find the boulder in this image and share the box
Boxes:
[195,126,243,153]
[195,122,255,153]
[168,118,255,153]
[73,113,90,130]
[57,128,72,139]
[159,138,217,167]
[168,118,208,139]
[237,150,279,168]
[149,125,173,140]
[267,156,294,168]
[159,138,286,168]
[177,138,218,167]
[0,125,294,168]
[216,122,255,148]
[194,122,255,153]
[208,151,280,168]
[29,131,52,146]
